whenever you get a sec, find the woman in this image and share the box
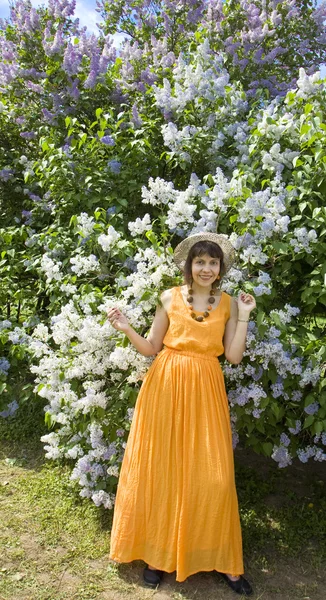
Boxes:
[107,232,256,596]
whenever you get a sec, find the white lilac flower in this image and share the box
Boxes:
[76,212,95,237]
[107,465,120,477]
[70,253,100,275]
[91,490,115,509]
[32,324,50,342]
[289,227,317,254]
[40,254,63,283]
[141,176,176,207]
[128,213,151,237]
[98,225,121,251]
[60,283,77,295]
[296,68,322,99]
[0,320,12,330]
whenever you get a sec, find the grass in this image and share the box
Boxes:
[0,400,325,600]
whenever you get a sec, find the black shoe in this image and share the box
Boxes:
[143,565,164,588]
[215,571,253,596]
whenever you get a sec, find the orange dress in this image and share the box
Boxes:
[109,286,244,581]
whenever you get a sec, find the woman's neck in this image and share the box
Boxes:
[185,282,215,296]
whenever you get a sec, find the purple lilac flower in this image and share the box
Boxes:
[0,399,19,418]
[116,428,125,437]
[252,366,264,381]
[252,408,262,418]
[297,446,316,463]
[272,445,292,468]
[232,431,239,449]
[63,43,82,76]
[106,206,117,216]
[42,108,55,122]
[101,135,115,146]
[107,160,121,174]
[131,102,143,127]
[271,382,284,399]
[0,169,13,181]
[20,132,36,140]
[288,420,301,435]
[304,402,319,415]
[102,442,117,460]
[280,433,290,447]
[0,357,10,374]
[123,257,137,272]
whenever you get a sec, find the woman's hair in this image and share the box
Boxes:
[183,240,225,285]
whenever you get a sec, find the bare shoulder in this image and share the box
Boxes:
[160,287,175,313]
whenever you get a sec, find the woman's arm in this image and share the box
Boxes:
[107,290,171,357]
[223,292,256,365]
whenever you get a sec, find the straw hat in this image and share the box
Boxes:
[173,232,236,274]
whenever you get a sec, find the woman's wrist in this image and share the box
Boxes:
[237,311,250,322]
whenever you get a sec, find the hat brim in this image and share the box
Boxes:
[173,232,236,274]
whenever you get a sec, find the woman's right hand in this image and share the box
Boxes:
[107,307,130,332]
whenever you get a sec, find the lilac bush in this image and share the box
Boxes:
[0,0,325,507]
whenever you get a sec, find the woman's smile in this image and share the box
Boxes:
[192,253,221,287]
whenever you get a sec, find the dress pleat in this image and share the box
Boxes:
[109,287,244,581]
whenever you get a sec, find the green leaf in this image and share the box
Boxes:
[303,414,315,429]
[262,442,273,456]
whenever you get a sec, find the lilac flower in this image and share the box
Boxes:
[252,366,263,381]
[252,408,263,418]
[66,79,80,100]
[280,433,290,447]
[20,132,36,140]
[0,400,19,418]
[106,206,117,215]
[0,169,13,181]
[271,382,283,398]
[272,445,292,468]
[304,402,319,415]
[107,160,121,174]
[63,43,83,76]
[100,135,115,146]
[131,102,143,128]
[123,257,137,272]
[288,420,301,435]
[0,357,10,374]
[297,446,316,463]
[42,108,55,123]
[116,428,125,437]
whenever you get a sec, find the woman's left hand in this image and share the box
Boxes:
[238,291,256,314]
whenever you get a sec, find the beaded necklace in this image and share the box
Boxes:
[187,286,219,322]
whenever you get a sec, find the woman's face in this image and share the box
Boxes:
[191,253,221,288]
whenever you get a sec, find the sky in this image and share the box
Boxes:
[0,0,325,75]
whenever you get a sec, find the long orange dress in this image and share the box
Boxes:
[109,286,244,581]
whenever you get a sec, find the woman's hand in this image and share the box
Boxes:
[107,307,130,333]
[238,292,256,315]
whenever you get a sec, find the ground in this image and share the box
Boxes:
[0,403,325,600]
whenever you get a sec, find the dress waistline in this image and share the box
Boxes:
[161,347,219,363]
